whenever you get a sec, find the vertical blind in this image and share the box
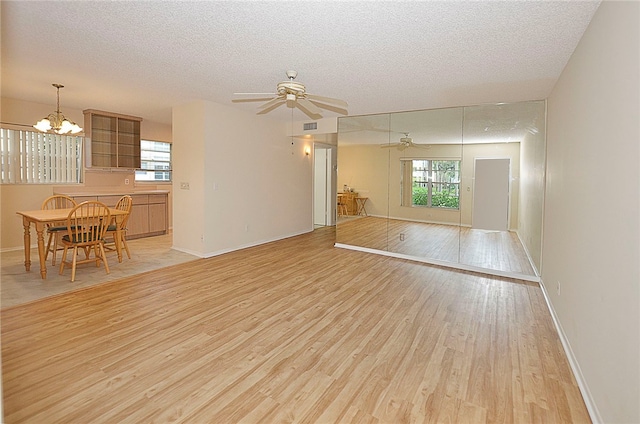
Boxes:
[0,126,83,184]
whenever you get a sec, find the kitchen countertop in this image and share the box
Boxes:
[54,189,169,196]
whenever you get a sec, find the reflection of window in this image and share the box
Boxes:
[135,140,171,182]
[0,127,83,184]
[401,159,460,209]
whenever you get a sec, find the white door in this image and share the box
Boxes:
[314,148,328,226]
[313,145,336,226]
[472,158,510,231]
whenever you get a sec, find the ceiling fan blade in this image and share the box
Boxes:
[308,100,348,116]
[408,142,431,150]
[257,98,285,114]
[306,94,348,109]
[297,98,323,118]
[234,92,276,96]
[380,143,402,149]
[232,96,275,103]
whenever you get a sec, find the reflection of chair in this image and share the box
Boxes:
[337,194,348,216]
[41,195,77,266]
[104,195,133,260]
[59,201,111,282]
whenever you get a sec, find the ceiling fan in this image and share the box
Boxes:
[233,70,348,120]
[381,133,431,151]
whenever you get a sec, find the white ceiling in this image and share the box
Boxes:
[1,1,601,125]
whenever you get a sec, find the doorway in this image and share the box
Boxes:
[313,144,337,227]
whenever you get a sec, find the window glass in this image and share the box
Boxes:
[402,159,460,209]
[135,140,171,182]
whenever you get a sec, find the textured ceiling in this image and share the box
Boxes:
[1,1,600,125]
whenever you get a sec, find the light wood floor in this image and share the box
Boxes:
[337,217,536,276]
[1,227,589,423]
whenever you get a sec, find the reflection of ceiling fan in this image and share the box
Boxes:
[381,133,431,150]
[233,70,348,120]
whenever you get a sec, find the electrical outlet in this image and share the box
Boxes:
[180,182,190,190]
[400,233,405,241]
[557,280,561,296]
[124,178,130,185]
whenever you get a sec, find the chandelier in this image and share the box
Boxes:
[33,83,83,134]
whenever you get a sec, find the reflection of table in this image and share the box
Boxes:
[16,207,129,279]
[338,191,358,215]
[355,197,369,216]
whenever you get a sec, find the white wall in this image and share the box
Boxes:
[172,100,313,257]
[544,1,639,423]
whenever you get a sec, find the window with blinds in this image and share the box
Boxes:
[0,126,83,184]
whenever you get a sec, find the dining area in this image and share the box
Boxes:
[16,194,133,282]
[1,187,190,308]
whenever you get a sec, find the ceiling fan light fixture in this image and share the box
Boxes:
[233,71,348,120]
[286,93,296,108]
[33,83,83,135]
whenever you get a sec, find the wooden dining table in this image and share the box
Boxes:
[16,207,129,279]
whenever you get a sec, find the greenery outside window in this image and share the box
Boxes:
[135,140,171,182]
[0,126,83,184]
[401,159,460,209]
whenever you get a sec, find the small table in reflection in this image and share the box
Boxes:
[355,197,368,216]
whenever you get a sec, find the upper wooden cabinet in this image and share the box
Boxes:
[83,109,142,169]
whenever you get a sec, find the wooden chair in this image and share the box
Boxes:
[104,195,133,260]
[41,195,77,266]
[59,201,111,282]
[337,194,348,216]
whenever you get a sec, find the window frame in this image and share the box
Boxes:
[401,158,461,210]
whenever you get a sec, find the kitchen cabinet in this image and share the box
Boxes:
[60,191,168,239]
[83,109,142,169]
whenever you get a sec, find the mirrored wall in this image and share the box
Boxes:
[336,100,545,280]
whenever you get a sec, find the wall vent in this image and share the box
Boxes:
[303,122,318,131]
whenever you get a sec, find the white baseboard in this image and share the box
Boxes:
[538,277,603,424]
[173,228,314,259]
[515,230,540,276]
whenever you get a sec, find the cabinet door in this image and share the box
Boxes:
[98,195,124,207]
[127,204,150,237]
[148,194,167,233]
[117,118,141,168]
[72,196,98,204]
[91,115,117,167]
[149,203,167,233]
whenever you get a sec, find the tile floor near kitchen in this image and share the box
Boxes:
[1,233,198,309]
